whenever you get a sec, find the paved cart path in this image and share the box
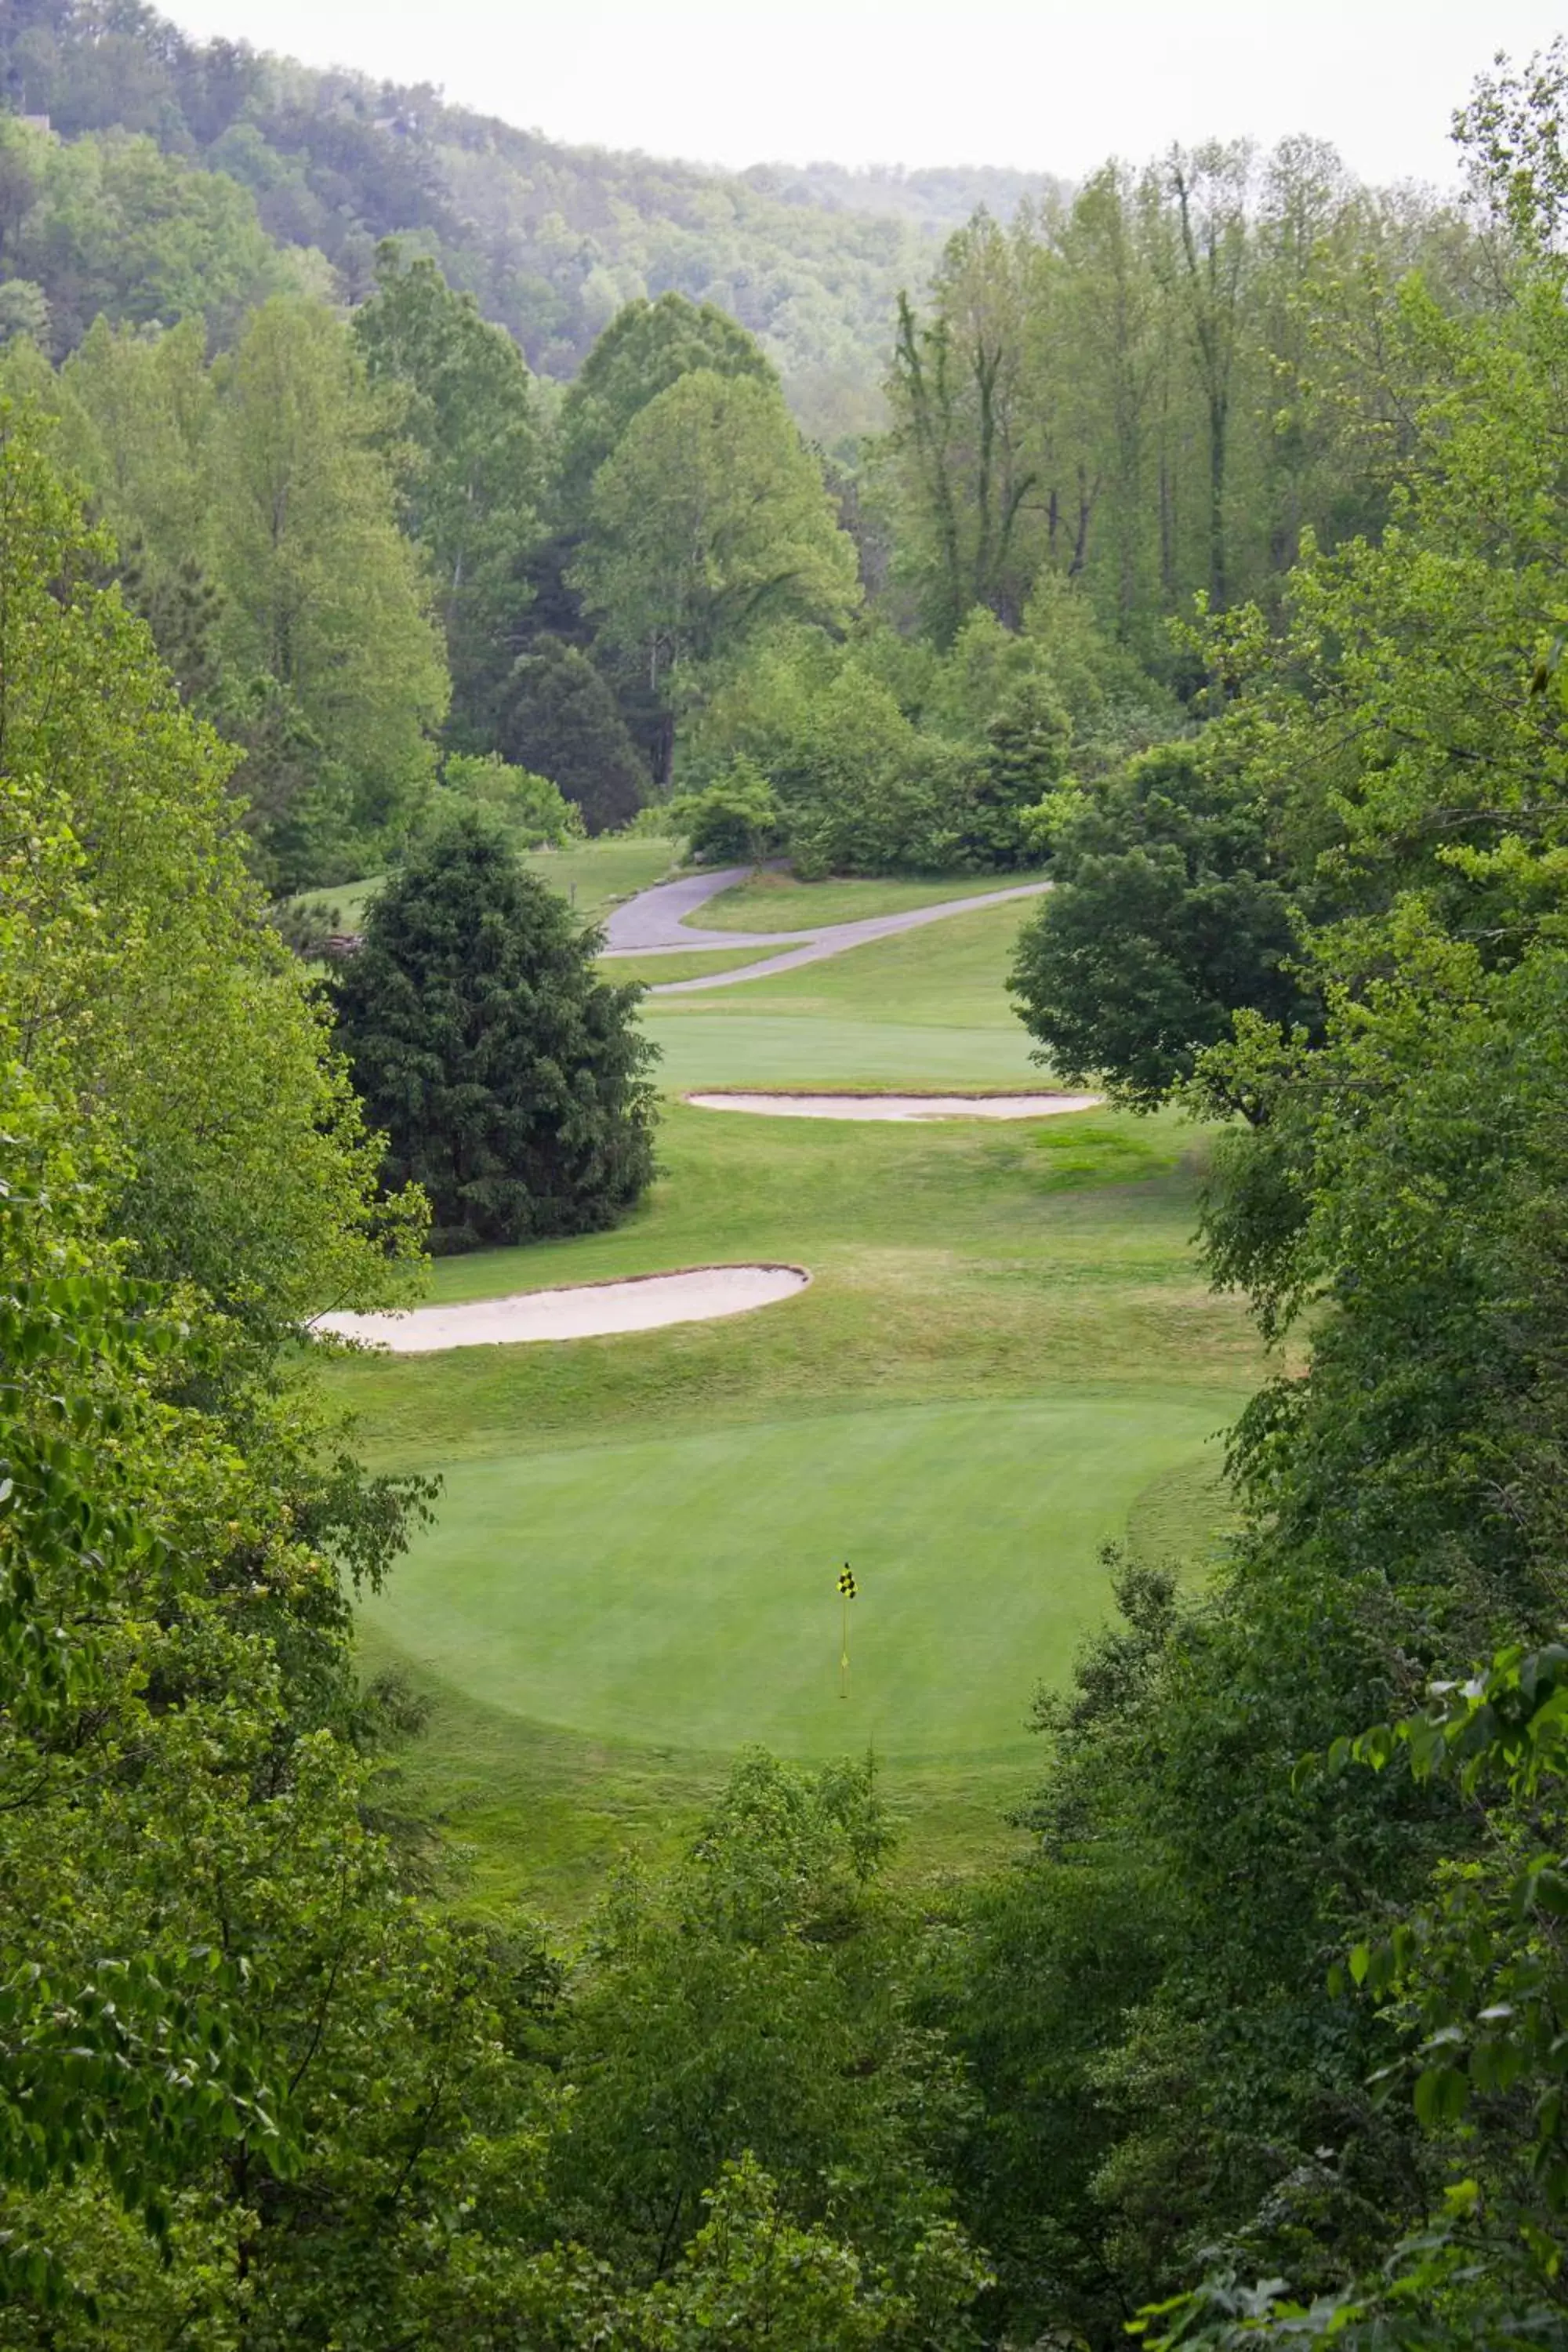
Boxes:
[600,866,1050,994]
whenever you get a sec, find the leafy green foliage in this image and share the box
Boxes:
[677,599,1169,878]
[353,245,543,746]
[553,292,777,535]
[432,752,583,851]
[0,398,425,1330]
[668,757,784,863]
[880,143,1468,659]
[0,113,297,354]
[1010,746,1319,1107]
[204,296,450,887]
[332,815,658,1253]
[571,368,861,693]
[551,1753,986,2343]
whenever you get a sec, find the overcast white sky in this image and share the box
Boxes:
[162,1,1560,189]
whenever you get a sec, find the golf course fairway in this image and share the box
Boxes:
[358,1389,1238,1761]
[326,854,1276,1917]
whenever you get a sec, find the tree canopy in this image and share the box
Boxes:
[571,368,862,695]
[353,245,543,746]
[1008,745,1319,1109]
[498,636,652,834]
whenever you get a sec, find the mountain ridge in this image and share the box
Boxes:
[0,4,1065,436]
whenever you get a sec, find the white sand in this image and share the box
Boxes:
[684,1091,1104,1122]
[313,1264,809,1354]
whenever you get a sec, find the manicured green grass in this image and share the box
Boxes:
[290,836,679,929]
[329,867,1264,1926]
[641,898,1047,1087]
[691,866,1050,932]
[361,1390,1237,1766]
[644,1018,1042,1089]
[333,1102,1268,1922]
[525,836,678,920]
[332,1108,1261,1459]
[600,946,780,987]
[290,873,382,927]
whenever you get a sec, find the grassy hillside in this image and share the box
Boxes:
[641,898,1049,1087]
[688,867,1051,931]
[289,836,680,932]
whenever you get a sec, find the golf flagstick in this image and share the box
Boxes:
[837,1564,857,1696]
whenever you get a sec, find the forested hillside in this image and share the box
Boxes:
[0,0,1048,438]
[0,19,1480,911]
[9,9,1568,2343]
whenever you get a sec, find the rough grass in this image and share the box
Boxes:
[689,866,1051,932]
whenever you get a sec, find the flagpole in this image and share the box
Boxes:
[840,1592,849,1697]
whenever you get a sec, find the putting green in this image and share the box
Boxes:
[359,1390,1236,1762]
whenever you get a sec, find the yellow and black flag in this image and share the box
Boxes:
[837,1564,857,1694]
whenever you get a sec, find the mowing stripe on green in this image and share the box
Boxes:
[359,1390,1240,1762]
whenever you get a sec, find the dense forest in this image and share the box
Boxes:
[0,0,1067,438]
[5,4,1568,2345]
[0,2,1484,906]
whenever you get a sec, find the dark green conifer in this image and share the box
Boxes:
[497,636,651,834]
[333,815,658,1253]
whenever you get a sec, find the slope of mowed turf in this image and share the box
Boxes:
[640,898,1045,1087]
[358,1391,1237,1763]
[336,1110,1269,1918]
[689,868,1051,933]
[325,1108,1265,1474]
[599,946,779,986]
[642,1014,1040,1089]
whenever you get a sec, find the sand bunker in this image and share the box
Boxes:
[685,1091,1104,1122]
[313,1264,809,1354]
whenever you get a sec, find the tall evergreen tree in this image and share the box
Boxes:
[332,815,658,1254]
[497,635,652,833]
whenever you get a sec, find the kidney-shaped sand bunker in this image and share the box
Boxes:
[314,1264,809,1354]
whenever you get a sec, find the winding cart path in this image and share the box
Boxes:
[600,866,1051,994]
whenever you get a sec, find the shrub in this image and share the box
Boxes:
[668,757,783,863]
[434,751,584,848]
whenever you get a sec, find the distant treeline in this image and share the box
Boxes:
[0,0,1036,438]
[0,16,1499,922]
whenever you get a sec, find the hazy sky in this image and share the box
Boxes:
[163,0,1559,188]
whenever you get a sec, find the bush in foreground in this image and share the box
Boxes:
[333,815,659,1253]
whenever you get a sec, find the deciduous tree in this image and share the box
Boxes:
[571,368,859,717]
[202,296,449,884]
